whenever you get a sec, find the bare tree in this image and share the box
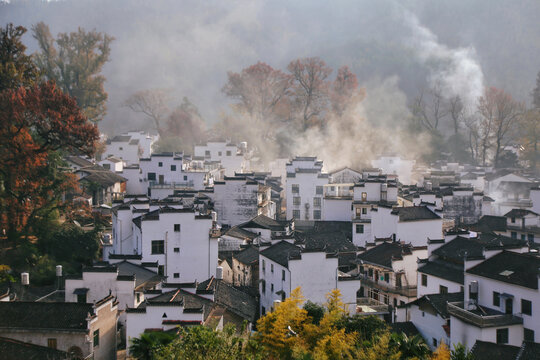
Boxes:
[124,89,171,137]
[477,87,524,167]
[410,83,448,133]
[287,57,332,130]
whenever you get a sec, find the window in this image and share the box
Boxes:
[102,163,110,170]
[151,240,165,254]
[292,210,300,219]
[183,175,188,181]
[158,162,163,167]
[493,292,500,307]
[119,147,123,150]
[218,151,222,156]
[262,260,266,272]
[368,268,373,277]
[496,328,509,344]
[524,328,535,342]
[432,338,437,347]
[174,247,180,253]
[271,283,274,292]
[292,184,299,193]
[136,293,141,303]
[173,273,179,278]
[293,197,301,205]
[316,186,323,195]
[174,224,181,232]
[521,234,526,241]
[262,306,266,315]
[282,292,286,301]
[511,231,517,239]
[361,192,367,201]
[158,265,164,276]
[421,274,427,287]
[313,210,321,220]
[77,293,86,304]
[356,224,364,234]
[511,217,516,223]
[439,285,448,294]
[313,197,321,206]
[148,172,156,181]
[522,299,532,315]
[205,150,210,157]
[384,273,390,282]
[282,270,286,281]
[271,264,274,273]
[226,150,232,156]
[362,207,367,214]
[355,208,362,218]
[528,234,534,242]
[48,338,57,349]
[262,281,266,294]
[171,165,176,171]
[93,329,100,347]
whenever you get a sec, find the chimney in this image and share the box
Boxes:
[21,272,29,286]
[216,266,223,280]
[56,265,63,290]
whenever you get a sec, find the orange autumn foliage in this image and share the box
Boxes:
[0,81,98,241]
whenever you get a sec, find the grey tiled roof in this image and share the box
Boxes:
[467,251,540,289]
[260,241,301,267]
[391,206,440,221]
[471,340,520,360]
[0,336,68,360]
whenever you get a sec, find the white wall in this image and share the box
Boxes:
[289,252,339,305]
[323,198,353,221]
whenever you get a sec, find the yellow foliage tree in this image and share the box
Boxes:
[255,287,309,359]
[355,332,401,360]
[431,342,451,360]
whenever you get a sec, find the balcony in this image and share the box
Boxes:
[355,297,391,315]
[149,180,194,189]
[359,274,416,298]
[447,302,523,328]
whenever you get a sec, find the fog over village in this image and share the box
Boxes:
[1,1,540,359]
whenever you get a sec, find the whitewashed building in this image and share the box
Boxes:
[370,205,443,248]
[285,157,329,223]
[259,240,360,316]
[109,200,219,284]
[448,251,540,349]
[193,141,248,176]
[357,241,428,309]
[210,175,275,227]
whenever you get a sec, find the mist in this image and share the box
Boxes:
[2,0,540,167]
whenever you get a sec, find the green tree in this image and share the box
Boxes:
[389,332,431,360]
[303,301,325,325]
[0,23,39,91]
[450,343,474,360]
[130,331,176,360]
[155,325,259,360]
[32,22,113,123]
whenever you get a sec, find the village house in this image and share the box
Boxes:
[104,131,157,165]
[417,233,528,298]
[75,164,127,205]
[396,292,463,350]
[0,295,118,360]
[139,153,208,198]
[99,156,124,172]
[108,199,219,284]
[484,170,535,215]
[502,209,540,243]
[351,176,399,246]
[356,241,428,311]
[126,275,257,356]
[370,205,443,247]
[259,225,359,316]
[448,251,540,349]
[232,246,259,288]
[210,175,275,227]
[285,156,329,223]
[193,141,248,176]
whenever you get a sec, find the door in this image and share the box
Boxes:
[505,298,513,314]
[159,174,164,184]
